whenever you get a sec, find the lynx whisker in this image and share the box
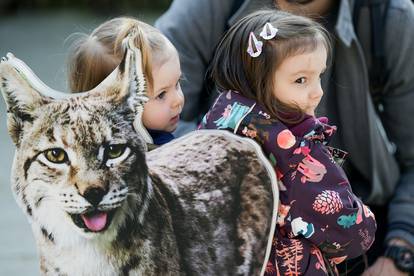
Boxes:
[126,192,140,199]
[99,203,123,211]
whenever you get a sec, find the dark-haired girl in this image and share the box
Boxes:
[200,10,376,275]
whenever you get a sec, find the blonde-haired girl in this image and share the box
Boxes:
[68,17,184,145]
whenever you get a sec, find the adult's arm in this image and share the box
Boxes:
[381,0,414,247]
[155,0,236,122]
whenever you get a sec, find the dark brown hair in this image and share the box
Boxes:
[210,10,331,124]
[67,17,169,93]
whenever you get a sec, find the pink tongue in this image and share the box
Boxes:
[81,212,107,232]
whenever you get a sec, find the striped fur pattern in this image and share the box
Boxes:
[0,50,276,275]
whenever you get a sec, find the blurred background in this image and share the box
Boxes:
[0,1,171,274]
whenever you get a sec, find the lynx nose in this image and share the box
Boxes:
[83,187,107,206]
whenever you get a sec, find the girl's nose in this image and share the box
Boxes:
[311,82,324,99]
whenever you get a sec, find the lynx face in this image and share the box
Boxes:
[0,49,149,245]
[16,99,147,240]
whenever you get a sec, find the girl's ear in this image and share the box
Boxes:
[0,55,50,145]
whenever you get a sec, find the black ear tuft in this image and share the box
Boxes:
[0,59,46,145]
[1,77,7,88]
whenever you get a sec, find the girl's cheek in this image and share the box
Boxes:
[142,103,157,127]
[151,104,167,121]
[179,89,185,100]
[157,104,167,115]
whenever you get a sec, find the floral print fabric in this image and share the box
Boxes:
[199,90,377,275]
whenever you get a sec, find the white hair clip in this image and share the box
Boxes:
[260,22,278,40]
[247,32,263,58]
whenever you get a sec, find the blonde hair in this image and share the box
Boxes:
[68,17,169,93]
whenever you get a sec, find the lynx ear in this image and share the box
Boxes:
[0,53,50,145]
[114,36,152,144]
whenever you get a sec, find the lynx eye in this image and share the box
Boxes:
[106,144,127,159]
[102,144,131,168]
[44,148,68,164]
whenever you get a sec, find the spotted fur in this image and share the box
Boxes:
[0,50,278,276]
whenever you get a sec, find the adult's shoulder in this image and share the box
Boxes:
[155,0,235,30]
[155,0,237,64]
[228,0,275,26]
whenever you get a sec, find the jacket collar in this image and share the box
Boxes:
[335,0,357,47]
[228,0,357,47]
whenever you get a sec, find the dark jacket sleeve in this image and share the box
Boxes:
[235,113,377,259]
[155,0,236,121]
[380,0,414,246]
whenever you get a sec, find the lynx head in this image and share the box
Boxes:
[0,40,152,244]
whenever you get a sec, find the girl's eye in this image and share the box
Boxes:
[106,144,126,159]
[45,148,68,164]
[175,80,181,89]
[295,77,306,84]
[156,91,166,100]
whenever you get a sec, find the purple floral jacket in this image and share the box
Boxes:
[199,90,377,275]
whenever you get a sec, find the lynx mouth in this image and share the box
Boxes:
[70,209,117,233]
